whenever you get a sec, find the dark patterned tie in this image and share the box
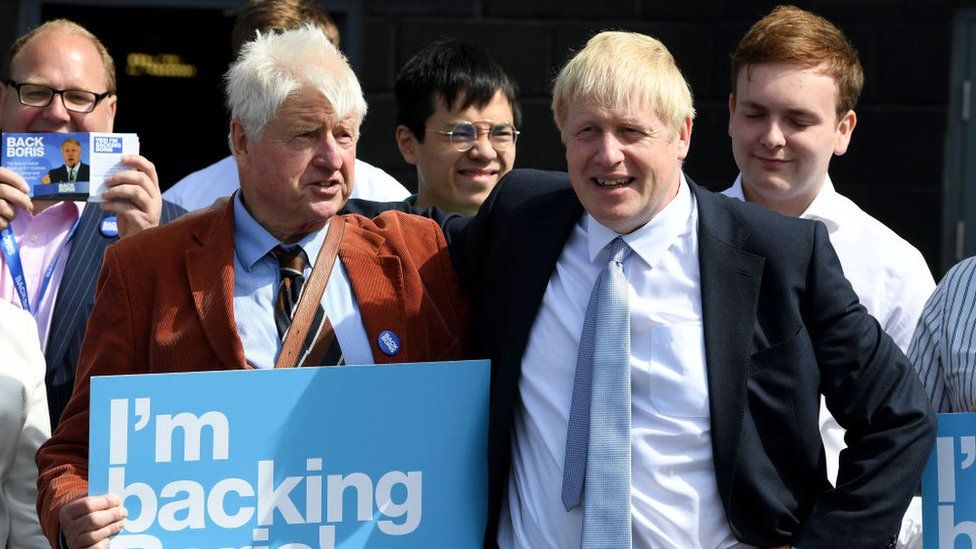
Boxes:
[271,245,307,340]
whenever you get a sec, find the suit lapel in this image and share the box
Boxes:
[185,200,247,370]
[505,186,582,361]
[45,206,113,379]
[692,183,765,506]
[338,218,409,364]
[489,183,583,441]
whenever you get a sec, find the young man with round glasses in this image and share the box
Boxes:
[395,40,521,215]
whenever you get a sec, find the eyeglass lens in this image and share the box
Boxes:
[450,122,517,151]
[18,84,99,113]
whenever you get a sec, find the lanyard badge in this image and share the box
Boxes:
[0,217,80,315]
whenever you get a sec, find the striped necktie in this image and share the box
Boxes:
[271,245,306,340]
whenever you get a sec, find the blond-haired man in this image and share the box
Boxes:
[444,31,934,548]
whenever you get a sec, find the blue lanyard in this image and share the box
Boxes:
[0,215,81,316]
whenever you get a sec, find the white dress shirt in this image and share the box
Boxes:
[723,174,934,547]
[0,300,50,548]
[499,178,749,549]
[723,175,934,353]
[163,155,410,212]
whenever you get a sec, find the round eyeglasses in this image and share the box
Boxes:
[428,120,520,152]
[5,80,113,114]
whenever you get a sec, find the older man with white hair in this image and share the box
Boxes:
[35,25,467,548]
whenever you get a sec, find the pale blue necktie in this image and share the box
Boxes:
[562,236,633,549]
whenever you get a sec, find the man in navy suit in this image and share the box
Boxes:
[0,19,184,428]
[42,138,90,184]
[445,31,935,548]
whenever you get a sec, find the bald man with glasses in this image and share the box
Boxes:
[0,19,184,429]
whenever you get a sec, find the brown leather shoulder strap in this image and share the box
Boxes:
[275,218,345,368]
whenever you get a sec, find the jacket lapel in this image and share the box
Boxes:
[691,182,764,507]
[503,185,583,367]
[338,218,408,364]
[185,200,247,370]
[486,182,583,450]
[45,206,113,378]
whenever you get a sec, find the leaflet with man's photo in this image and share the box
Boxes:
[1,132,139,202]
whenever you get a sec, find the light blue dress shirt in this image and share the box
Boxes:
[231,193,373,369]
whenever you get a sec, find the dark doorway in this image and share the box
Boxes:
[42,4,236,191]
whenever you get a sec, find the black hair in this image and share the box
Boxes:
[395,40,521,142]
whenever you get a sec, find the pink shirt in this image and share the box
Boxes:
[0,202,83,351]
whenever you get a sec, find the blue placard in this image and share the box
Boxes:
[923,412,976,548]
[2,132,91,196]
[88,360,489,548]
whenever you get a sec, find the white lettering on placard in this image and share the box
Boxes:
[104,398,425,546]
[936,435,976,548]
[5,135,44,157]
[155,411,229,462]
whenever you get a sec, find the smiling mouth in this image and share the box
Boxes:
[755,155,790,164]
[593,177,634,188]
[459,169,499,178]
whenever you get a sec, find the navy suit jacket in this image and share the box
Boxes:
[46,162,90,183]
[44,200,185,427]
[440,169,935,549]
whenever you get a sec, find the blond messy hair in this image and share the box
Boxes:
[551,31,695,137]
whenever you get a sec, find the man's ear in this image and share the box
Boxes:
[676,115,693,161]
[230,119,249,159]
[0,85,7,128]
[833,109,857,156]
[396,125,419,166]
[103,94,118,132]
[727,93,735,137]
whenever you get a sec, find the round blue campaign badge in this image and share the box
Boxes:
[100,216,119,238]
[377,330,400,356]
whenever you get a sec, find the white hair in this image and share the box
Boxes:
[225,24,367,141]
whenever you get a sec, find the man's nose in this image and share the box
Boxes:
[313,133,345,171]
[594,132,625,165]
[760,119,786,149]
[467,133,498,160]
[41,93,74,123]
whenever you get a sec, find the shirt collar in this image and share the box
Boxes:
[232,192,328,272]
[726,173,840,232]
[725,174,746,200]
[13,200,84,223]
[586,173,695,268]
[797,175,841,232]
